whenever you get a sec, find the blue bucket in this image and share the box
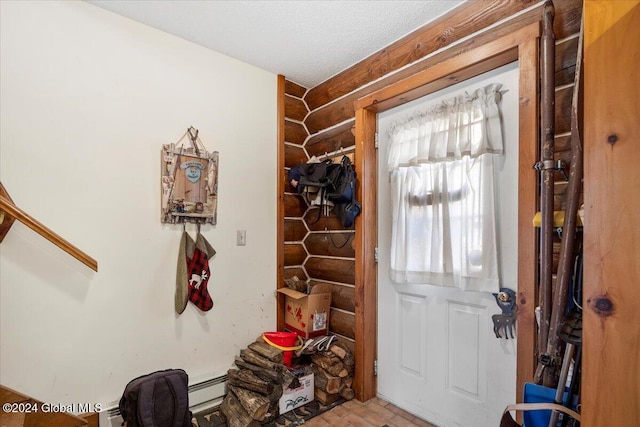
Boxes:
[522,383,576,427]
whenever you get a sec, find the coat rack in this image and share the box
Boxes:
[0,183,98,272]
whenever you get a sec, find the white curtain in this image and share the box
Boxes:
[387,83,504,292]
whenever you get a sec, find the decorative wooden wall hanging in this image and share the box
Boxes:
[161,127,219,225]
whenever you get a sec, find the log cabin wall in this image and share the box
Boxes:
[279,0,583,399]
[281,78,358,347]
[283,78,310,289]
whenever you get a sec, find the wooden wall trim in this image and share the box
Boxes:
[277,74,286,331]
[583,2,640,426]
[516,36,540,407]
[353,24,541,404]
[353,107,378,402]
[355,22,539,112]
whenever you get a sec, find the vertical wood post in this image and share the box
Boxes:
[517,35,540,406]
[353,107,378,402]
[277,75,286,331]
[583,2,640,425]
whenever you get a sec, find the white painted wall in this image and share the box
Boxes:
[0,0,277,408]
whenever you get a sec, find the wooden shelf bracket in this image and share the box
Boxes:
[0,183,98,272]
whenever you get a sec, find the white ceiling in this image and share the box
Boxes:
[86,0,465,89]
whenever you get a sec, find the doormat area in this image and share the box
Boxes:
[192,398,346,427]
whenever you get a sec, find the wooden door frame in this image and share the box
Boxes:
[352,22,541,404]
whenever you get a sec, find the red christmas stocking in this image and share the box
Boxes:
[187,233,216,312]
[187,248,213,311]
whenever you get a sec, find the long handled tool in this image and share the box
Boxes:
[548,308,582,427]
[535,0,556,385]
[542,12,584,388]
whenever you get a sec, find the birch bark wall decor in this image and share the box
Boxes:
[161,127,219,225]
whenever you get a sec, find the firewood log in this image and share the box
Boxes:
[329,344,348,359]
[339,386,355,401]
[342,377,353,389]
[240,348,280,371]
[229,385,270,422]
[311,352,346,377]
[332,341,355,368]
[311,351,341,368]
[255,387,282,424]
[344,361,355,376]
[314,388,339,405]
[310,364,340,394]
[234,358,280,384]
[280,370,297,390]
[227,369,274,396]
[324,363,346,377]
[239,348,296,388]
[248,341,284,364]
[262,402,279,424]
[267,384,284,404]
[220,391,259,427]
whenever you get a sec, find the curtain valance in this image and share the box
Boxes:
[387,83,504,170]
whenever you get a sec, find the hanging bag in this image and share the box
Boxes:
[331,157,361,227]
[326,156,356,204]
[288,159,340,192]
[288,156,361,227]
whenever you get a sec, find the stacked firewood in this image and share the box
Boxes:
[309,342,355,405]
[221,341,297,427]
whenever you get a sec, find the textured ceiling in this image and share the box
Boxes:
[86,0,465,89]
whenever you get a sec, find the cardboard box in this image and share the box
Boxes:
[277,284,331,339]
[278,373,314,414]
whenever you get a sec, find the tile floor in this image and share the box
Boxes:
[302,397,438,427]
[192,396,438,427]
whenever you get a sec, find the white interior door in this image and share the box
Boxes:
[376,63,520,427]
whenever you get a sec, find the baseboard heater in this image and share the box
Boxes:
[99,373,227,427]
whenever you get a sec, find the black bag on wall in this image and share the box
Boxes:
[288,159,340,192]
[288,156,361,227]
[333,197,361,228]
[326,156,356,204]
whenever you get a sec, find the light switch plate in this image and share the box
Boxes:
[237,230,246,246]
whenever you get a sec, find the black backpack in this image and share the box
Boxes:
[119,369,192,427]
